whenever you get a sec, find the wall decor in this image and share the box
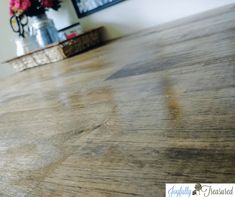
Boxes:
[72,0,126,18]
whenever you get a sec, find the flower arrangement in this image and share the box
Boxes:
[10,0,61,17]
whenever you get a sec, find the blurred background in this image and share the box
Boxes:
[1,0,235,79]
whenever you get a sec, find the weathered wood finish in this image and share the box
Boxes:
[0,4,235,197]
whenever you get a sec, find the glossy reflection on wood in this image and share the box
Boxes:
[1,4,235,197]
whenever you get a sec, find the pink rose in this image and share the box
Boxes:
[41,0,54,8]
[21,0,31,11]
[9,0,31,15]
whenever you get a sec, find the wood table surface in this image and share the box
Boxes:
[0,4,235,197]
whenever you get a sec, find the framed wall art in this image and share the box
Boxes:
[71,0,126,18]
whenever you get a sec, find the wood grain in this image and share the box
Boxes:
[0,4,235,197]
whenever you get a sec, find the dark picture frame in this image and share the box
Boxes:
[71,0,126,18]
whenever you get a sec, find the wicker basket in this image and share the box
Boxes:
[4,27,104,72]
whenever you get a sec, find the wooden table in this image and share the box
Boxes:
[0,4,234,197]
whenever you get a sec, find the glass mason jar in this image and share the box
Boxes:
[31,14,60,48]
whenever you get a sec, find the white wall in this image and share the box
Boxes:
[1,0,235,78]
[49,0,235,40]
[0,0,17,79]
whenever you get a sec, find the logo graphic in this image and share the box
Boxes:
[166,184,234,197]
[192,183,202,195]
